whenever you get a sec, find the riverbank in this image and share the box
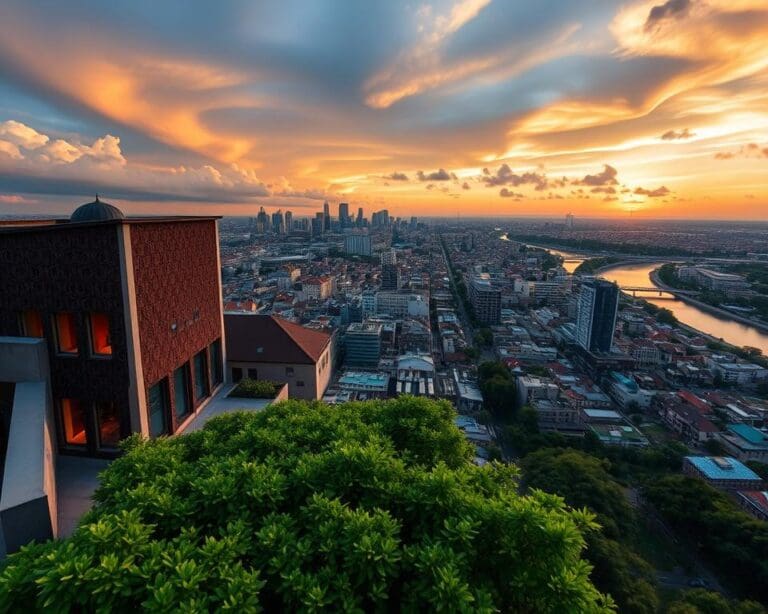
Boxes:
[648,268,768,335]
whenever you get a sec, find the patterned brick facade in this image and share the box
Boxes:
[129,220,222,430]
[0,223,132,447]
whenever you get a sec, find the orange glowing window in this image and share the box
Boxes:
[60,399,87,446]
[20,310,44,337]
[54,313,79,354]
[89,313,112,356]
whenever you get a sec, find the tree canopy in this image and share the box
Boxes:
[0,397,613,612]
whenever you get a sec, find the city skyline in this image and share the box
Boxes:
[1,0,768,219]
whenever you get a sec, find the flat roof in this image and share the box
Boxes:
[686,456,762,481]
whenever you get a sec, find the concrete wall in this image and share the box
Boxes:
[0,338,56,556]
[229,361,320,400]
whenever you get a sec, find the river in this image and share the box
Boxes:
[602,262,768,353]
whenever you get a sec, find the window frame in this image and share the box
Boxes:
[192,350,209,401]
[52,312,80,356]
[58,398,88,449]
[87,312,113,358]
[173,363,192,421]
[19,310,44,338]
[148,379,171,439]
[94,400,121,450]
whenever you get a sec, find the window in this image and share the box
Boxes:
[296,380,305,387]
[247,368,258,380]
[209,339,223,386]
[20,310,44,337]
[193,350,208,400]
[54,313,78,354]
[285,367,295,377]
[60,399,87,446]
[174,364,191,420]
[95,401,120,449]
[88,312,112,356]
[232,367,243,383]
[148,380,169,438]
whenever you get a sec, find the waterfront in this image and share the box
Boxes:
[602,262,768,353]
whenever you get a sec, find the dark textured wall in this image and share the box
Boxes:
[129,220,222,431]
[0,223,131,446]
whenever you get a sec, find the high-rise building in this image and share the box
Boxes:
[565,212,574,230]
[356,207,364,227]
[371,209,390,228]
[380,263,400,290]
[323,201,330,232]
[344,231,372,256]
[469,274,501,324]
[311,215,323,237]
[381,249,397,266]
[344,322,382,367]
[256,206,269,233]
[338,202,349,228]
[0,198,225,457]
[271,210,284,234]
[285,210,293,232]
[576,279,619,353]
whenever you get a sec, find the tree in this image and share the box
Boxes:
[0,397,614,612]
[666,589,766,614]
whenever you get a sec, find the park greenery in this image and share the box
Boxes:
[230,378,282,399]
[0,397,615,612]
[574,257,622,276]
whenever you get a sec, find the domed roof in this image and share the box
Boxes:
[70,196,124,223]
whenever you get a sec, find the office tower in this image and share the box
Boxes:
[565,212,574,230]
[356,207,364,227]
[410,216,417,228]
[576,279,619,353]
[380,263,400,290]
[285,210,293,232]
[311,215,323,237]
[0,198,225,456]
[371,209,390,229]
[271,210,284,234]
[338,202,349,228]
[381,249,397,266]
[256,206,269,233]
[469,274,501,324]
[323,201,330,232]
[344,231,372,256]
[344,322,382,367]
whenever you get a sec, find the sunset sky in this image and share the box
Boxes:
[1,0,767,219]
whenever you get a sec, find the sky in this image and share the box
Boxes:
[0,0,767,220]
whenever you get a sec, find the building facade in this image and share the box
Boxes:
[576,280,619,353]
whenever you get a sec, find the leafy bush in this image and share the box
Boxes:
[230,377,281,398]
[0,397,613,612]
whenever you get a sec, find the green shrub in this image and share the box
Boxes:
[230,378,280,398]
[0,397,613,612]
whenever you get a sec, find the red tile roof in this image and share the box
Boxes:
[225,314,331,365]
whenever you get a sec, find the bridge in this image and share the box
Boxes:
[619,286,697,299]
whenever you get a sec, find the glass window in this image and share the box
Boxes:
[296,380,305,387]
[247,368,258,380]
[285,367,295,377]
[232,367,243,382]
[148,380,169,438]
[95,401,120,449]
[20,310,44,337]
[60,399,87,446]
[89,313,112,356]
[174,364,191,420]
[54,313,79,354]
[209,339,223,386]
[193,350,208,400]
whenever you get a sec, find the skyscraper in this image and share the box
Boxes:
[576,279,619,353]
[338,202,349,228]
[356,207,364,227]
[285,210,293,232]
[323,201,330,232]
[271,210,284,234]
[380,263,400,290]
[256,206,269,233]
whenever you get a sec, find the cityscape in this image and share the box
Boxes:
[1,1,768,612]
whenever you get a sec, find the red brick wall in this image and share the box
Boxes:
[130,220,222,415]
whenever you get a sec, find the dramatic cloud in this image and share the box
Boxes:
[499,188,524,198]
[645,0,692,31]
[660,128,695,140]
[576,165,618,187]
[634,186,671,197]
[481,164,549,190]
[417,168,452,181]
[386,172,409,181]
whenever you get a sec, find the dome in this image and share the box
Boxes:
[70,196,124,223]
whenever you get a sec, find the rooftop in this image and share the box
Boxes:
[686,456,762,481]
[225,314,331,364]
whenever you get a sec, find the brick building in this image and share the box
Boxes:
[0,199,225,457]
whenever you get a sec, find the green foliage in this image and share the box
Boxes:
[574,257,621,276]
[475,327,493,347]
[0,397,614,612]
[644,475,768,603]
[656,307,678,326]
[666,589,766,614]
[477,361,516,420]
[230,378,281,399]
[746,460,768,480]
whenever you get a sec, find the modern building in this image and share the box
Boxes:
[302,276,333,301]
[683,456,764,491]
[380,249,397,266]
[323,201,331,232]
[344,322,382,367]
[271,210,284,235]
[338,202,349,228]
[576,280,619,353]
[380,263,400,291]
[0,198,225,457]
[344,231,372,256]
[469,275,501,324]
[284,210,293,232]
[395,354,435,396]
[720,423,768,463]
[224,314,333,400]
[374,291,429,319]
